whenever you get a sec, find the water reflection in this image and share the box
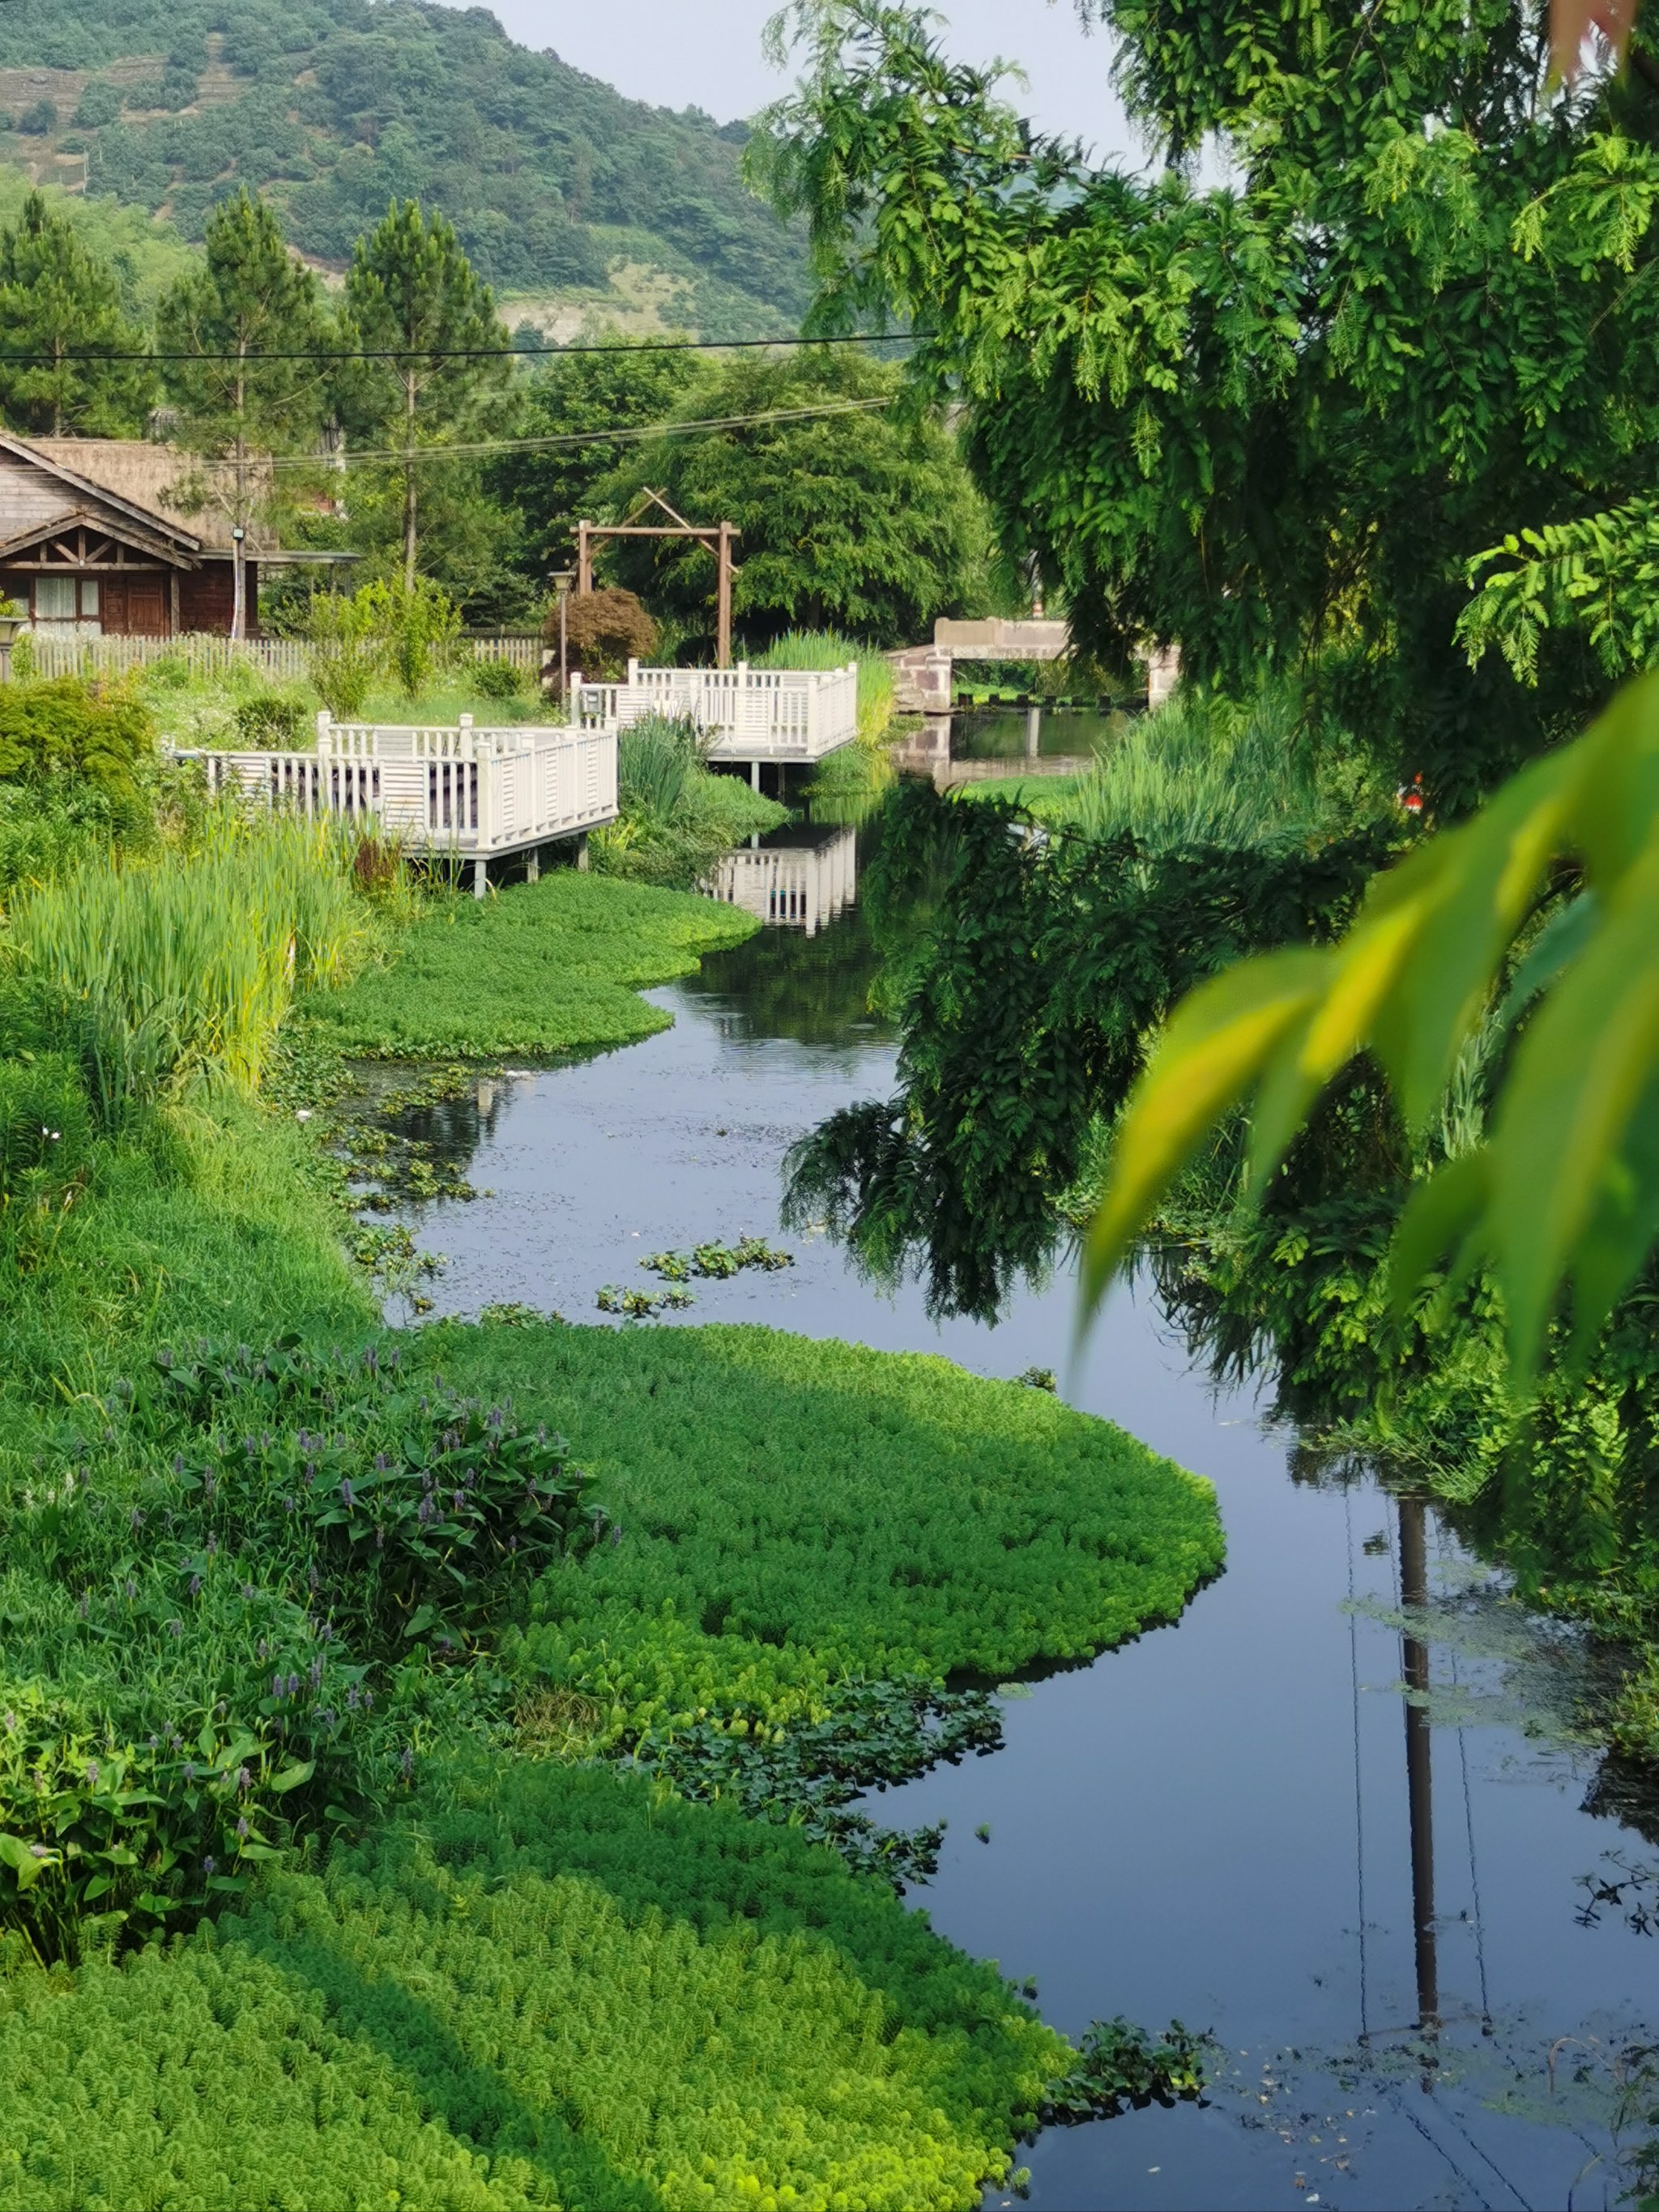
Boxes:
[891,712,1102,786]
[707,822,858,937]
[359,795,1659,2210]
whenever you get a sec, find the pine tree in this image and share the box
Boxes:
[341,200,509,587]
[156,189,328,637]
[0,190,154,437]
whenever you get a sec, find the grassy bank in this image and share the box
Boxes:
[0,785,1222,2204]
[302,870,760,1059]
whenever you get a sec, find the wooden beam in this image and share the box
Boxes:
[577,519,591,595]
[580,525,723,543]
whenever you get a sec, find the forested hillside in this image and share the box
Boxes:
[0,0,807,336]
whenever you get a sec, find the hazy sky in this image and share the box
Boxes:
[446,1,1142,163]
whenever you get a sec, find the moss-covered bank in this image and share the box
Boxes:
[304,871,760,1060]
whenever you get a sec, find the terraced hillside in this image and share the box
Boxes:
[0,0,807,338]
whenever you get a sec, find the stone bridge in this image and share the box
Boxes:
[888,617,1179,714]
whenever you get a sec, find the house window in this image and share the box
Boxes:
[32,576,101,631]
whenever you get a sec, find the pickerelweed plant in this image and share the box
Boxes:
[0,1332,604,1966]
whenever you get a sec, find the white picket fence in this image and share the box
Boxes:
[570,658,859,763]
[23,630,543,682]
[180,711,616,871]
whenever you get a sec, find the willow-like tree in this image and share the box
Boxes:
[341,201,509,588]
[753,1,1659,803]
[0,191,154,437]
[156,190,329,637]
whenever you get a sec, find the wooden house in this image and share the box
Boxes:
[0,435,348,637]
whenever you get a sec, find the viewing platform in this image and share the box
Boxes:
[180,711,617,893]
[569,658,859,772]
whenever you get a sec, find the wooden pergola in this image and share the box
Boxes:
[576,488,740,667]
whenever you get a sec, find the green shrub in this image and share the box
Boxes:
[0,1756,1068,2210]
[16,99,56,136]
[232,684,311,750]
[0,1051,91,1207]
[360,577,464,701]
[0,678,154,796]
[71,79,123,128]
[0,780,134,897]
[0,1336,603,1963]
[471,654,527,701]
[305,591,390,722]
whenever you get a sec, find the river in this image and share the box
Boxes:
[373,774,1657,2212]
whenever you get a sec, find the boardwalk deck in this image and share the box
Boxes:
[570,659,859,765]
[180,713,617,891]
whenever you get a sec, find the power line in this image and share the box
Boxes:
[0,330,915,367]
[190,394,893,472]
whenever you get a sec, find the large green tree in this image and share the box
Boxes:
[156,189,329,635]
[341,201,510,589]
[0,190,154,437]
[754,1,1659,801]
[596,348,995,650]
[488,334,710,603]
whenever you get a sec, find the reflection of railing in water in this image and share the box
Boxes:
[708,828,857,936]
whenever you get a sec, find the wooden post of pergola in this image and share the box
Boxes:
[576,490,740,667]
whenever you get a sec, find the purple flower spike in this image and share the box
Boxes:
[339,1477,355,1510]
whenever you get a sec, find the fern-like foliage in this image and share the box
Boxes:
[1459,497,1659,682]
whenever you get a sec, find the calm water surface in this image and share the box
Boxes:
[379,807,1656,2212]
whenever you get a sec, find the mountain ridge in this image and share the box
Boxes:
[0,1,807,339]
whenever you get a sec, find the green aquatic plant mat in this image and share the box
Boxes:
[430,1321,1224,1742]
[0,1757,1068,2212]
[304,872,758,1059]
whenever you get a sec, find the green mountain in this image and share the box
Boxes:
[0,1,808,338]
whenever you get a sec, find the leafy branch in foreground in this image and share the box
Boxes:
[1082,672,1659,1383]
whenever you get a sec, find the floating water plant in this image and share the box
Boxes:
[596,1284,696,1319]
[640,1235,795,1282]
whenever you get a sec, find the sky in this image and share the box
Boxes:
[446,1,1143,164]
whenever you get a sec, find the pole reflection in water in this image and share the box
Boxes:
[1398,1494,1440,2039]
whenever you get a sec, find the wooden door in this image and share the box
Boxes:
[100,577,128,633]
[124,574,167,636]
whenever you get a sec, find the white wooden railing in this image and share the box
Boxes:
[570,659,859,762]
[178,711,616,855]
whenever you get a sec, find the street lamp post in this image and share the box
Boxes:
[551,567,574,700]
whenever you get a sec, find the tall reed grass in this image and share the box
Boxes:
[10,815,366,1115]
[1062,680,1382,854]
[616,712,707,825]
[752,630,896,744]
